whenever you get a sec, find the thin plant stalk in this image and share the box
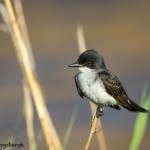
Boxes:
[0,3,11,31]
[14,0,35,69]
[84,115,99,150]
[23,80,36,150]
[129,84,150,150]
[76,24,107,150]
[63,107,78,150]
[13,1,36,149]
[1,4,36,149]
[3,0,62,149]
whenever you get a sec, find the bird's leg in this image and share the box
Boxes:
[90,106,104,133]
[96,106,104,118]
[92,106,104,122]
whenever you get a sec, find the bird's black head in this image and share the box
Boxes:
[69,49,106,71]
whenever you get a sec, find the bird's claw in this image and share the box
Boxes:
[96,106,104,118]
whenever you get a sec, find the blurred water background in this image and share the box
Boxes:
[0,0,150,149]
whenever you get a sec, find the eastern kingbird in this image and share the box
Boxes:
[69,49,149,117]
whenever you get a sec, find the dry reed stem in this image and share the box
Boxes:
[84,115,99,150]
[14,2,36,149]
[0,4,35,149]
[14,0,35,69]
[1,5,36,149]
[0,3,11,31]
[96,119,107,150]
[4,0,62,149]
[76,24,107,150]
[0,3,24,67]
[23,80,36,150]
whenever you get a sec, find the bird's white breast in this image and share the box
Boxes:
[78,71,117,106]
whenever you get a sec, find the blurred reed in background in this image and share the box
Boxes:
[1,0,62,149]
[0,0,149,150]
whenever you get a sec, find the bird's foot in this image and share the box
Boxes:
[96,106,104,118]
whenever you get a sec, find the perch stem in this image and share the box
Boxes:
[84,113,99,150]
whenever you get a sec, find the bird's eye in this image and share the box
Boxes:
[86,61,91,66]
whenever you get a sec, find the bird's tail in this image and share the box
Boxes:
[122,99,149,113]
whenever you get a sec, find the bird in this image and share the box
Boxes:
[69,49,149,117]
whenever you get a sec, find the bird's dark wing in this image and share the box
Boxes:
[99,71,129,103]
[74,74,85,98]
[99,70,149,113]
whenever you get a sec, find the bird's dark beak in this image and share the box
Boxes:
[69,61,82,67]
